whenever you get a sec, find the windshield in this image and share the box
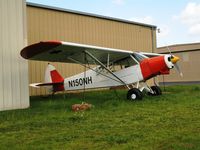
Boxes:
[132,52,148,62]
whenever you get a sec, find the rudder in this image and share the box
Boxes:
[45,63,64,83]
[44,63,64,92]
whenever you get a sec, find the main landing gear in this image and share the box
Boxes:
[148,86,162,96]
[126,85,162,101]
[127,88,143,100]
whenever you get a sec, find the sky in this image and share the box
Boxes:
[27,0,200,47]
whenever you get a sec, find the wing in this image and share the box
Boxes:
[138,52,164,58]
[20,41,133,65]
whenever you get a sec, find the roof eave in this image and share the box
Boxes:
[26,2,157,29]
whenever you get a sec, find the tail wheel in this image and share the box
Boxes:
[127,88,143,100]
[149,86,162,96]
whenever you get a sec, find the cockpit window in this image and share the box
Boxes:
[132,52,148,62]
[111,52,148,71]
[111,55,138,71]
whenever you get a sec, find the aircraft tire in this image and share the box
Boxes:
[149,86,162,96]
[127,88,143,100]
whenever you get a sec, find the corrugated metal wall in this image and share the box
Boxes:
[0,0,29,111]
[157,44,200,84]
[27,5,156,96]
[158,51,200,83]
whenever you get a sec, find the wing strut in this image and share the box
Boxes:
[67,56,124,84]
[85,50,130,89]
[83,52,86,101]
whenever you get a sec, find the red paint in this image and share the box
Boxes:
[140,56,170,80]
[50,70,64,92]
[45,40,62,44]
[20,41,62,59]
[50,70,64,83]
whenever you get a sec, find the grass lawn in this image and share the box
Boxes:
[0,85,200,150]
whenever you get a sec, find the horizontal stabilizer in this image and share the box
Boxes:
[30,82,63,88]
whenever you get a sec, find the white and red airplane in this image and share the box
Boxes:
[20,41,181,100]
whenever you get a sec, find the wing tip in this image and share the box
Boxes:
[20,40,62,59]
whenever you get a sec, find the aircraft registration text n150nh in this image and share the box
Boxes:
[68,76,93,88]
[20,41,182,100]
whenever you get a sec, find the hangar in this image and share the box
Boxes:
[157,43,200,85]
[0,0,157,110]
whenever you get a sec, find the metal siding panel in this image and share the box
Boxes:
[41,62,46,95]
[16,0,30,109]
[2,1,13,108]
[29,61,34,95]
[10,1,21,108]
[36,61,42,95]
[19,0,29,107]
[0,0,29,111]
[0,2,4,109]
[158,51,200,82]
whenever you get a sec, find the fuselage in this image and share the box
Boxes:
[63,54,172,91]
[64,64,143,91]
[34,54,179,93]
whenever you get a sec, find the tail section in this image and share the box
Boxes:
[45,64,64,83]
[30,64,65,93]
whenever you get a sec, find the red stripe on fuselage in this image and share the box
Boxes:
[140,56,170,80]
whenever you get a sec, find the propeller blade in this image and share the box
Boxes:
[174,63,183,77]
[165,45,183,77]
[166,46,172,55]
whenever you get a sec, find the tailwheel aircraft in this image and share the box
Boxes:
[20,41,182,100]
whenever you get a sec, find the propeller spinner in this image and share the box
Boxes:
[166,46,183,77]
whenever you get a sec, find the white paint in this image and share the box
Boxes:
[131,94,137,100]
[0,0,29,111]
[61,41,133,54]
[164,55,174,69]
[44,64,55,83]
[64,65,144,91]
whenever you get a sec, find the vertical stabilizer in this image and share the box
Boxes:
[42,64,64,92]
[45,64,64,83]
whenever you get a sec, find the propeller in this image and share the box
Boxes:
[166,46,172,55]
[166,46,183,77]
[174,63,183,77]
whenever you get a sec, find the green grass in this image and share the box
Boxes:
[0,85,200,150]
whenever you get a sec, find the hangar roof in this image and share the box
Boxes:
[27,2,157,29]
[157,42,200,53]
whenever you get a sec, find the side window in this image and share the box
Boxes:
[123,57,138,67]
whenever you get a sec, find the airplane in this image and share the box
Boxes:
[20,41,182,100]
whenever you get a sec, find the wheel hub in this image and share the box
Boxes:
[131,94,136,100]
